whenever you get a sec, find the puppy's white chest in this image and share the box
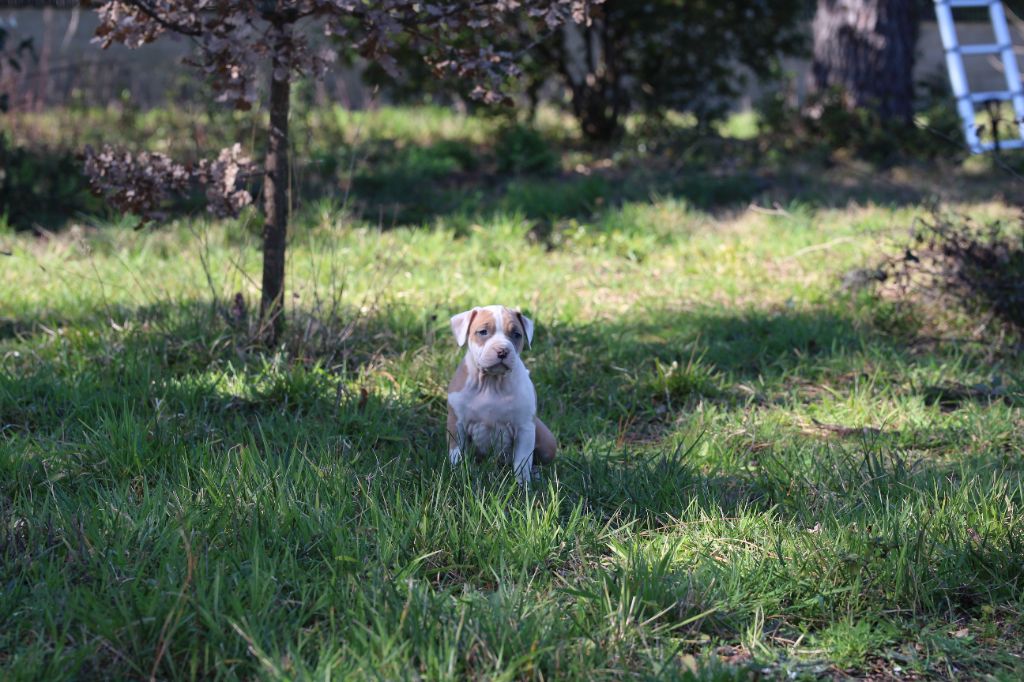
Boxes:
[460,389,527,424]
[467,421,514,457]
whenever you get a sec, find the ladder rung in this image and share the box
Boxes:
[957,43,1009,55]
[942,0,996,7]
[978,139,1024,152]
[968,91,1020,101]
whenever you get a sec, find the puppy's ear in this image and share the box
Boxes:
[450,308,478,347]
[515,311,535,349]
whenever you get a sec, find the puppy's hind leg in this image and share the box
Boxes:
[533,417,557,465]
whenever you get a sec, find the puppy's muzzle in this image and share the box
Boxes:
[483,361,511,375]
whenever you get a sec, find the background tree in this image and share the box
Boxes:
[363,1,807,142]
[85,0,599,345]
[810,0,922,125]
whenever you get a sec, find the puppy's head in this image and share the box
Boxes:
[450,305,534,375]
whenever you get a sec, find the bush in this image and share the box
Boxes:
[879,211,1024,332]
[493,125,559,175]
[500,175,609,219]
[0,135,99,231]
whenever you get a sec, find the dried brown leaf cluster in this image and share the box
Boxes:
[197,143,254,218]
[84,143,253,220]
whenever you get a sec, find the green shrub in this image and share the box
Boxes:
[0,135,100,231]
[501,175,609,219]
[493,124,558,175]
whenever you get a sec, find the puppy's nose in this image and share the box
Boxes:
[496,346,509,360]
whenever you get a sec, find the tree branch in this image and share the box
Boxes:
[121,0,204,37]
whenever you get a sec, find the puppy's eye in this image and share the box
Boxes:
[476,328,488,336]
[512,331,522,339]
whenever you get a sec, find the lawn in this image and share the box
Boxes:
[2,105,1024,680]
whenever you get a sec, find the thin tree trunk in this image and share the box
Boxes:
[260,29,291,346]
[811,0,920,124]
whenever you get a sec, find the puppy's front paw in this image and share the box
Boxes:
[449,447,462,466]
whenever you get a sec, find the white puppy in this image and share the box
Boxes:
[446,305,557,487]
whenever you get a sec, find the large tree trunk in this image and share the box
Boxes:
[259,27,291,347]
[560,17,626,142]
[811,0,921,124]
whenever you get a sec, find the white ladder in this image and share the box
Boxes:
[935,0,1024,152]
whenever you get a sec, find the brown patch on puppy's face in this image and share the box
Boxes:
[468,309,496,348]
[502,307,527,353]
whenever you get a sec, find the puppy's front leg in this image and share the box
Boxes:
[453,422,469,465]
[447,404,467,465]
[512,421,536,488]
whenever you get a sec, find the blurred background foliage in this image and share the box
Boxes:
[3,2,1024,234]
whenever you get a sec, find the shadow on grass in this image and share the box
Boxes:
[6,297,1018,523]
[0,300,434,446]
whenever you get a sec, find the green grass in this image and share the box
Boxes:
[3,105,1024,680]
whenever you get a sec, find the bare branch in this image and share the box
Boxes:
[120,0,204,38]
